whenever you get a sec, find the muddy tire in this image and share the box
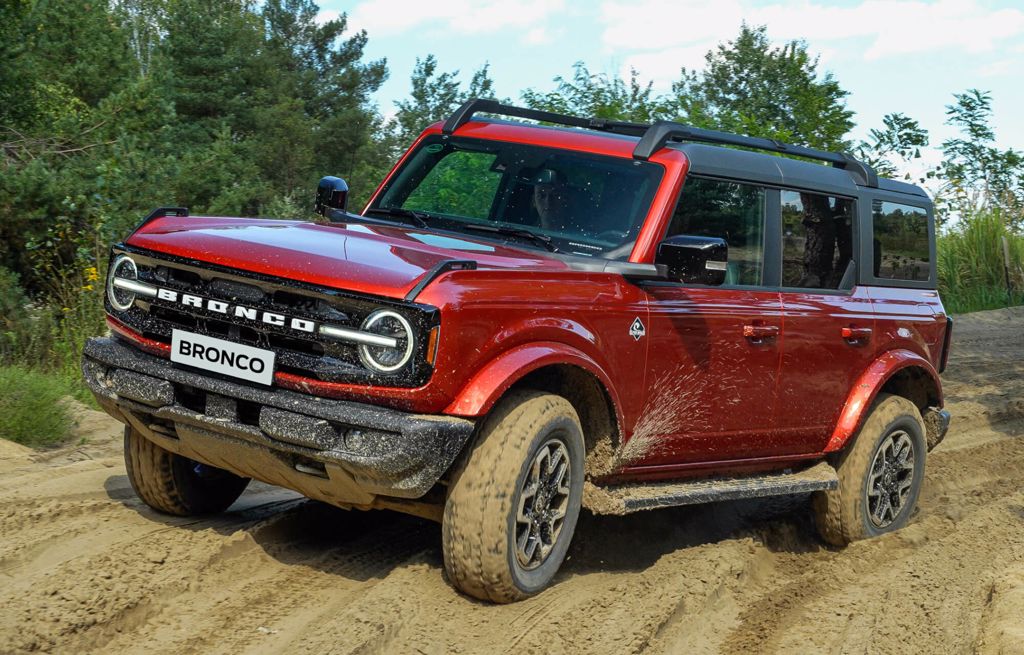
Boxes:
[813,393,926,546]
[124,427,249,516]
[442,390,585,603]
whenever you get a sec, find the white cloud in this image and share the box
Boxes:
[979,59,1014,77]
[523,26,552,45]
[601,0,1024,85]
[620,45,712,90]
[343,0,566,38]
[315,9,341,26]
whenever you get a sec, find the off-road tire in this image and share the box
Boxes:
[442,390,585,603]
[813,393,926,545]
[124,427,249,516]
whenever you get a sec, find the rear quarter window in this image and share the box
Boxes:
[872,200,930,282]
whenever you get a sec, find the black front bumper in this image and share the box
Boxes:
[82,337,475,502]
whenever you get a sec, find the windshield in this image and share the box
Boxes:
[369,135,663,259]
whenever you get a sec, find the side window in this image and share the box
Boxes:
[872,201,930,281]
[781,191,855,289]
[401,150,501,220]
[668,177,766,286]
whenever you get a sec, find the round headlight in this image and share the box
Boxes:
[358,310,415,373]
[107,255,139,311]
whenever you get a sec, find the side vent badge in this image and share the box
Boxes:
[629,317,646,341]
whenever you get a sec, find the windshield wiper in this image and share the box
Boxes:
[461,224,558,252]
[364,206,431,228]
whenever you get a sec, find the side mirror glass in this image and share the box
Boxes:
[655,235,728,285]
[315,176,349,216]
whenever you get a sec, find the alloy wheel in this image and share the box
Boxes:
[515,438,571,570]
[866,429,916,528]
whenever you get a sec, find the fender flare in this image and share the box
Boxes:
[825,349,942,452]
[443,341,623,427]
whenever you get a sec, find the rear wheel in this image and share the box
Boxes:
[813,393,926,545]
[124,427,249,516]
[442,390,585,603]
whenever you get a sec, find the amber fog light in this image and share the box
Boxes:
[358,310,415,373]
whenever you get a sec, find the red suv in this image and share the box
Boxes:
[84,99,952,602]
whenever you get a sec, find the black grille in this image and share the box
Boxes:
[107,247,438,387]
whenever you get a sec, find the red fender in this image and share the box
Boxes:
[444,341,623,425]
[825,349,943,452]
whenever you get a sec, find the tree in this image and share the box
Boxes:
[672,24,854,151]
[254,1,388,204]
[855,113,929,181]
[521,62,670,123]
[391,55,498,149]
[937,89,1023,226]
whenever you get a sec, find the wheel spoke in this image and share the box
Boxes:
[874,493,892,524]
[531,451,547,484]
[553,460,569,495]
[546,447,565,480]
[521,530,539,564]
[517,481,538,525]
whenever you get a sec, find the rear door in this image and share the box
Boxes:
[633,176,784,467]
[774,189,877,453]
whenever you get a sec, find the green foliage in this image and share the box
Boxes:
[522,62,672,123]
[938,211,1024,313]
[0,366,75,447]
[0,267,38,363]
[391,55,498,149]
[521,25,854,152]
[671,24,854,150]
[936,90,1024,226]
[856,113,930,181]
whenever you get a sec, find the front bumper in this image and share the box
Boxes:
[82,337,475,504]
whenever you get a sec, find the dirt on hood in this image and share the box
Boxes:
[1,306,1023,654]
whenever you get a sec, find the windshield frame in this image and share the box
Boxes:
[364,135,665,260]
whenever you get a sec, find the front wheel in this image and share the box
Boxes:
[813,393,927,545]
[124,427,250,516]
[442,390,585,603]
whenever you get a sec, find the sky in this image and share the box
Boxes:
[318,0,1024,181]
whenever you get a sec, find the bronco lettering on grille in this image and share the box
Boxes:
[155,288,316,334]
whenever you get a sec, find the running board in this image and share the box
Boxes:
[584,461,839,515]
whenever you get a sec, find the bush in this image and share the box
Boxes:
[937,211,1024,314]
[0,366,75,447]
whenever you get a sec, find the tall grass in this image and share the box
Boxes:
[0,366,74,447]
[0,265,106,406]
[937,211,1024,314]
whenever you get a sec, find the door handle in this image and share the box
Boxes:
[743,324,779,340]
[841,326,872,342]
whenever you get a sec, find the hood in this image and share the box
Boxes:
[126,215,568,299]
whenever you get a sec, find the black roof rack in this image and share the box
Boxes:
[442,98,650,138]
[442,99,878,188]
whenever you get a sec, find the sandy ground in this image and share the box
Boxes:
[1,307,1023,654]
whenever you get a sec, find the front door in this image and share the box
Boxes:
[627,176,783,468]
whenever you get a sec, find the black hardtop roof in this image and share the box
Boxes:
[444,98,930,201]
[673,143,929,199]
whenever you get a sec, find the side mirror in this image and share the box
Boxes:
[315,176,349,216]
[655,235,728,285]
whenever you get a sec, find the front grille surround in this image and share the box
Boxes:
[105,245,439,387]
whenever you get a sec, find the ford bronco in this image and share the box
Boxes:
[83,99,952,602]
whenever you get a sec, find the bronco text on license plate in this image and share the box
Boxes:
[170,330,276,386]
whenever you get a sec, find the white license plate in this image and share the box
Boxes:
[171,330,275,386]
